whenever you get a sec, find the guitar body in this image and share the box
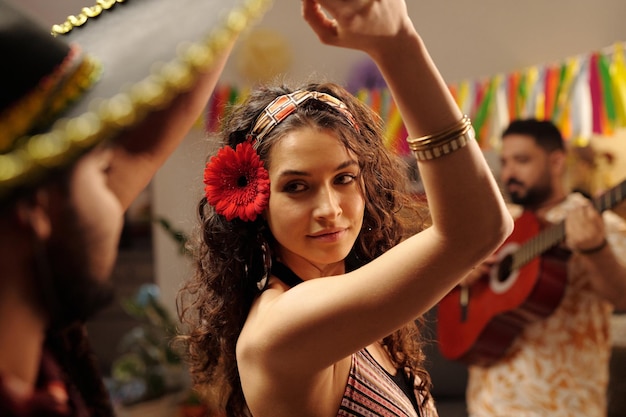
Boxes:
[437,211,569,366]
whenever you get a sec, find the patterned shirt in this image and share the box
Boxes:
[467,193,626,417]
[339,349,438,417]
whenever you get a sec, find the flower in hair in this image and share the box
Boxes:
[203,141,270,222]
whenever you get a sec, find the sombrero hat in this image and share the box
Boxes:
[0,0,271,203]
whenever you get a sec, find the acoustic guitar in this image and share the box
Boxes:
[436,179,626,366]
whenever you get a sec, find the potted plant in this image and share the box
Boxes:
[111,219,214,416]
[110,284,188,416]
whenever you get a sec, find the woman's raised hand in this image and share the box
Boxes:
[301,0,413,56]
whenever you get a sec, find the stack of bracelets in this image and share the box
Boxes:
[406,115,475,161]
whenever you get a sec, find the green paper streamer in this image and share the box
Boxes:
[551,63,567,122]
[517,72,527,117]
[473,79,495,145]
[598,54,616,126]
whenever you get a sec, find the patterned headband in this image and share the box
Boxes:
[246,90,359,150]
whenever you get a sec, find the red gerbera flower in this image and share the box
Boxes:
[203,141,270,222]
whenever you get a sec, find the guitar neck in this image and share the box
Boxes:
[512,178,626,271]
[594,179,626,212]
[512,221,565,270]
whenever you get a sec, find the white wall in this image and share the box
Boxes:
[17,0,626,313]
[20,0,626,84]
[220,0,626,85]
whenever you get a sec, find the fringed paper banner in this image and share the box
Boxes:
[599,53,617,133]
[204,84,250,135]
[611,44,626,127]
[203,41,626,156]
[544,65,559,121]
[570,57,592,146]
[589,53,605,136]
[492,75,510,150]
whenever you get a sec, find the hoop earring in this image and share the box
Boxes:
[256,237,272,291]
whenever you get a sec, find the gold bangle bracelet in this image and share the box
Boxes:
[408,122,472,151]
[411,126,476,161]
[406,115,471,149]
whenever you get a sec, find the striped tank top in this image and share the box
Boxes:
[338,349,438,417]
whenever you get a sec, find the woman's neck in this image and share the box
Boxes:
[279,257,345,280]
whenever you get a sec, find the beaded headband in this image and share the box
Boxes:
[246,90,359,150]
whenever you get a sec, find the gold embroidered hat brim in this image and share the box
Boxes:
[0,0,271,202]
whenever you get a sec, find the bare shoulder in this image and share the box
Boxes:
[238,346,350,417]
[236,281,352,417]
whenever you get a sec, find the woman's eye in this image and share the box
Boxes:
[283,182,307,193]
[336,173,357,185]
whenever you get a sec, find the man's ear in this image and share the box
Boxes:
[550,149,567,177]
[14,189,52,240]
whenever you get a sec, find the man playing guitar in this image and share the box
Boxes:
[457,119,626,416]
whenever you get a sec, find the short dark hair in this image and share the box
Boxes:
[502,119,565,153]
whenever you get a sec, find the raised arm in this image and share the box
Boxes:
[245,0,513,381]
[304,0,510,261]
[107,43,234,211]
[300,0,512,324]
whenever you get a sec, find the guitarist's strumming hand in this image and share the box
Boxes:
[454,253,499,323]
[460,253,499,287]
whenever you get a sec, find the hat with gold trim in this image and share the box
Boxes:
[0,0,271,203]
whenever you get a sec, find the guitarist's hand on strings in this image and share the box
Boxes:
[563,195,626,309]
[564,199,607,255]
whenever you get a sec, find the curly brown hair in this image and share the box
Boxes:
[177,82,432,417]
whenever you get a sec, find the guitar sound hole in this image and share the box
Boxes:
[497,255,513,283]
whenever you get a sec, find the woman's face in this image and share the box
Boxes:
[265,126,365,278]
